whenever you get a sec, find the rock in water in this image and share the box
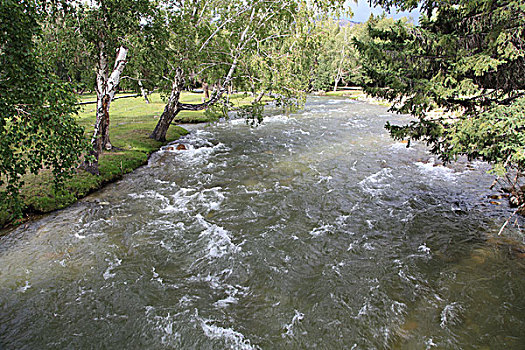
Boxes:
[176,144,187,150]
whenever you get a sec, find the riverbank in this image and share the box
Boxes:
[1,92,267,230]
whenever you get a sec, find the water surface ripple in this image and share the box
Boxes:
[1,97,524,349]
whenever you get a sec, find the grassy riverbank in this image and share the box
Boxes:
[1,92,253,229]
[1,90,360,229]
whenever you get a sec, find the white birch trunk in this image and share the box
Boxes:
[85,45,129,174]
[91,45,128,152]
[138,78,150,104]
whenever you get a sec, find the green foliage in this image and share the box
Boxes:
[238,4,320,108]
[237,102,265,126]
[302,19,369,92]
[203,98,232,122]
[355,0,525,180]
[38,6,95,92]
[38,0,154,93]
[78,0,153,53]
[310,21,340,91]
[447,98,525,175]
[152,0,347,120]
[1,94,189,228]
[0,0,87,221]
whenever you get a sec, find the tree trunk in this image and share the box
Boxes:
[334,29,347,92]
[93,94,111,153]
[203,82,209,100]
[150,68,183,141]
[334,72,340,92]
[83,44,129,174]
[150,98,181,142]
[254,91,265,104]
[152,59,239,142]
[138,77,150,104]
[101,46,128,149]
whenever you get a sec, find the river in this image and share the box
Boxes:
[1,97,524,349]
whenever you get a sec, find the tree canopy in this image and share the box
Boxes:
[0,0,86,220]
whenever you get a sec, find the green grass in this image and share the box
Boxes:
[1,91,276,229]
[324,89,363,98]
[1,93,192,229]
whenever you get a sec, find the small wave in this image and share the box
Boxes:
[154,179,171,185]
[440,302,463,329]
[18,281,31,293]
[196,215,240,258]
[357,301,372,318]
[201,319,259,350]
[415,158,455,181]
[145,308,182,346]
[358,168,393,196]
[129,191,171,209]
[261,115,295,125]
[342,120,367,128]
[389,142,414,151]
[328,107,351,113]
[326,99,356,105]
[362,242,375,250]
[418,243,431,254]
[199,187,225,211]
[317,175,332,183]
[74,232,86,239]
[360,168,392,184]
[283,310,304,337]
[159,188,196,213]
[309,223,334,237]
[214,296,238,308]
[391,301,407,316]
[335,215,350,227]
[158,187,224,214]
[103,257,122,280]
[164,142,228,160]
[187,273,224,289]
[228,118,248,126]
[151,267,163,284]
[295,128,310,135]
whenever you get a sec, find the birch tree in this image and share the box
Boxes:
[150,0,341,141]
[71,0,152,174]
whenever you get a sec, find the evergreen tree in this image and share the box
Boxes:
[356,0,525,202]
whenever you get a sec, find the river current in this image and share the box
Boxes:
[1,97,524,349]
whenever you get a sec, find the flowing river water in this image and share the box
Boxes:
[1,97,525,349]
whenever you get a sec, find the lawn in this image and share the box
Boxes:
[1,92,227,228]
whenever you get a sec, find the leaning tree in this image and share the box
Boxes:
[150,0,346,141]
